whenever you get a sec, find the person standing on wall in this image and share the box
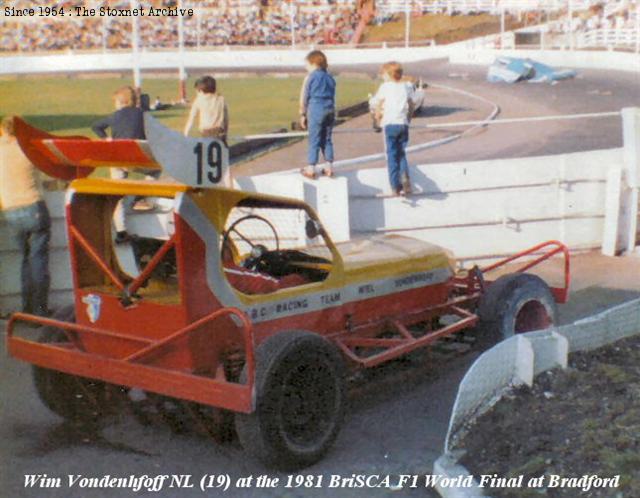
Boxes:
[183,76,229,145]
[299,50,336,179]
[369,62,415,196]
[92,86,148,244]
[0,116,51,317]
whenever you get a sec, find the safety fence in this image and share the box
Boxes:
[376,0,592,15]
[576,28,640,48]
[434,296,640,497]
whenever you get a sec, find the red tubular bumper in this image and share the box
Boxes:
[6,308,256,414]
[479,240,571,304]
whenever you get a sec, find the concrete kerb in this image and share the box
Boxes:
[433,297,640,498]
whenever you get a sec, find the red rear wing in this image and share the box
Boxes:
[13,115,229,188]
[13,117,160,180]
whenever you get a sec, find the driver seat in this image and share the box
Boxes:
[223,262,307,295]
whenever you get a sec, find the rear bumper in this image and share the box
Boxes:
[6,310,255,414]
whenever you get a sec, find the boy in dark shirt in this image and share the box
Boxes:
[92,86,147,243]
[92,86,145,140]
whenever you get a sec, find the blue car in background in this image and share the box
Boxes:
[487,57,577,84]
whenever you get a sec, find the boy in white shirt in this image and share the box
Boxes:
[369,62,415,195]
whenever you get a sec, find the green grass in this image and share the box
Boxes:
[362,13,521,44]
[0,74,376,141]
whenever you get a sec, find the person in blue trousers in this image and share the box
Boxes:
[369,62,415,196]
[0,116,51,316]
[299,50,336,179]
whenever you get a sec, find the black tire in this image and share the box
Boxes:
[32,305,113,424]
[475,273,557,350]
[235,331,345,470]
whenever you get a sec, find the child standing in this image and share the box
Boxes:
[183,76,229,145]
[299,50,336,179]
[92,86,147,243]
[369,62,415,196]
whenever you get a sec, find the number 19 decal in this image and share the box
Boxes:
[193,142,223,185]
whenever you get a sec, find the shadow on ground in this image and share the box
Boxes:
[418,106,470,118]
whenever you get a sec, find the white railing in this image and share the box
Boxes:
[376,0,593,15]
[577,28,639,48]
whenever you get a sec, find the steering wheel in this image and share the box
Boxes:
[221,214,280,270]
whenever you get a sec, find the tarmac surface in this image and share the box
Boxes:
[2,60,640,498]
[235,59,640,177]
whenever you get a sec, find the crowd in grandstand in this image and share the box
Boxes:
[0,0,636,52]
[0,0,363,51]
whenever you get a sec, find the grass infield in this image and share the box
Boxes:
[0,74,376,142]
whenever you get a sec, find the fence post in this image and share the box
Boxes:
[622,107,640,254]
[602,108,639,256]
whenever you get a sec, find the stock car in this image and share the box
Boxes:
[6,115,569,469]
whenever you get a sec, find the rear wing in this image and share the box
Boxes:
[14,115,229,188]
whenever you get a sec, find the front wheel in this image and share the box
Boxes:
[475,273,557,350]
[235,331,345,470]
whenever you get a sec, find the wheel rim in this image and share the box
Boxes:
[514,299,552,333]
[279,359,339,448]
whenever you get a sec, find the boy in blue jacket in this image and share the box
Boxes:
[299,50,336,179]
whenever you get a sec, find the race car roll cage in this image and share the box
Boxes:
[6,115,570,416]
[8,229,569,414]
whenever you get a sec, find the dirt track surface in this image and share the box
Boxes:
[235,60,640,177]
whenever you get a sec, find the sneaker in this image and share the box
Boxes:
[321,165,335,178]
[132,198,155,211]
[402,179,413,195]
[300,166,317,180]
[115,231,131,244]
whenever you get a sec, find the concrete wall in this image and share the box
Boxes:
[0,46,449,76]
[2,46,638,77]
[343,148,620,263]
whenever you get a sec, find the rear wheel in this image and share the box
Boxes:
[32,306,117,424]
[475,273,557,350]
[235,331,345,470]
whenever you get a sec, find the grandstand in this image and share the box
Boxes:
[0,0,637,51]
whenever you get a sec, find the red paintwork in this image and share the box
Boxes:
[13,117,159,180]
[14,117,93,180]
[50,139,158,169]
[5,119,571,414]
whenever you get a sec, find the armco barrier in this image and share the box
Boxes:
[434,297,640,498]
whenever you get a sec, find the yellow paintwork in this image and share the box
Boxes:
[70,178,454,306]
[71,178,188,198]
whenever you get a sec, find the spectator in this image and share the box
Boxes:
[299,50,336,179]
[92,85,147,244]
[183,75,229,144]
[0,116,51,316]
[369,61,415,196]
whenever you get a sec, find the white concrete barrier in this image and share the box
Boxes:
[2,45,638,77]
[344,148,621,264]
[436,297,640,498]
[0,46,450,76]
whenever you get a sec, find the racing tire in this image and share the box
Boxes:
[32,305,113,424]
[235,330,345,470]
[475,273,557,351]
